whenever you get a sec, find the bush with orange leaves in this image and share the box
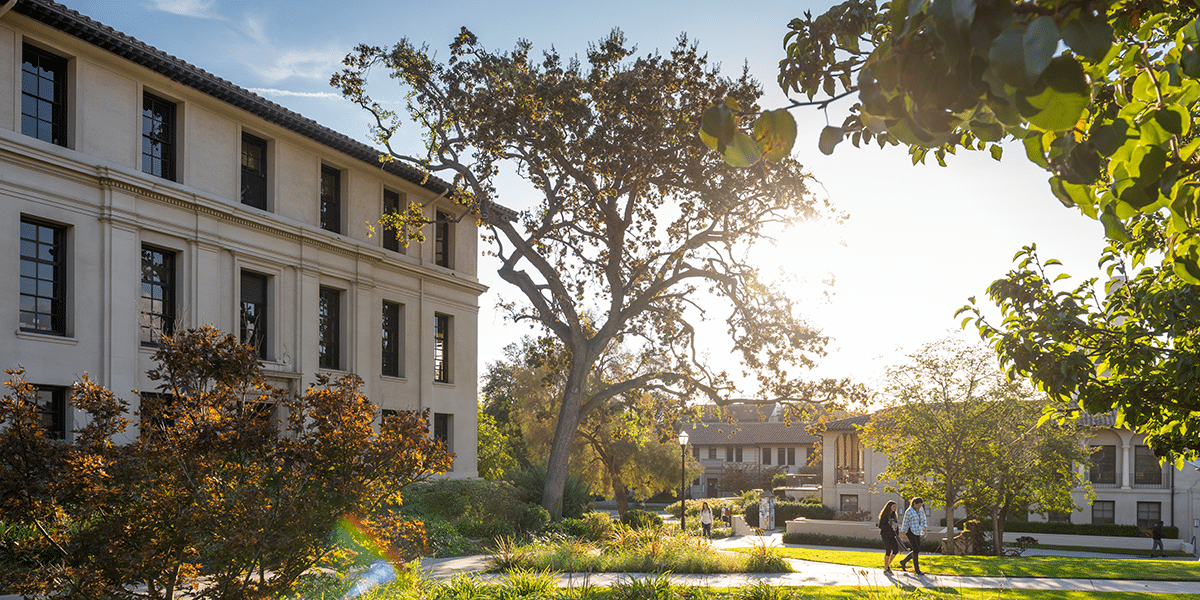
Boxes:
[0,326,451,600]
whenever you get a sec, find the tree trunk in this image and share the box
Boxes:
[943,485,957,555]
[991,505,1003,556]
[542,373,587,520]
[611,470,629,515]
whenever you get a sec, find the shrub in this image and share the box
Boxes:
[775,501,835,521]
[0,327,453,599]
[782,531,941,552]
[506,463,594,519]
[951,519,1177,539]
[771,474,788,489]
[582,511,617,541]
[621,509,663,530]
[403,479,547,542]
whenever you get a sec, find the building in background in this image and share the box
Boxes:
[0,0,482,476]
[682,403,819,498]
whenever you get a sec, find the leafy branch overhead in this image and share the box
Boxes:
[708,0,1200,282]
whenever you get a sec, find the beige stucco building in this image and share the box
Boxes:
[1,0,482,476]
[818,412,1200,546]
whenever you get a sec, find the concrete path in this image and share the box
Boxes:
[416,533,1200,594]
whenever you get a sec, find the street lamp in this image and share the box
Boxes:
[678,430,689,532]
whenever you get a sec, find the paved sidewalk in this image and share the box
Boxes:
[417,533,1200,594]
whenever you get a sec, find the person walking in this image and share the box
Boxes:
[699,502,714,538]
[1151,520,1165,558]
[896,497,926,576]
[878,501,903,573]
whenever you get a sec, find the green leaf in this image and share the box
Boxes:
[1024,17,1061,82]
[1023,57,1090,131]
[1154,106,1189,136]
[1129,144,1168,181]
[723,131,760,167]
[990,144,1003,161]
[989,26,1030,88]
[819,126,845,155]
[701,103,735,151]
[1061,12,1114,63]
[753,109,797,162]
[1182,49,1200,79]
[951,0,976,31]
[1099,204,1129,242]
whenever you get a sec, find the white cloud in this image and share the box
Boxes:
[246,88,342,100]
[145,0,226,20]
[234,15,343,83]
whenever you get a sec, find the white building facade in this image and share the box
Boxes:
[1,0,482,476]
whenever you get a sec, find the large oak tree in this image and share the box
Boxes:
[333,30,838,518]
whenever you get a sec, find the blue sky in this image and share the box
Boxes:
[66,0,1107,390]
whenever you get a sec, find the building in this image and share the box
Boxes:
[682,403,819,498]
[816,411,1200,544]
[1,0,482,475]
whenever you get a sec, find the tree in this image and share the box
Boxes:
[334,30,842,518]
[696,1,1200,461]
[861,338,1029,555]
[0,327,451,599]
[956,389,1093,556]
[481,336,703,514]
[477,406,518,480]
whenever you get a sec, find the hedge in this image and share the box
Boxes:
[782,531,941,552]
[941,519,1179,539]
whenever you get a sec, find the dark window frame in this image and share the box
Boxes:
[839,494,859,513]
[383,189,404,253]
[434,210,452,267]
[20,217,67,336]
[21,43,68,147]
[320,166,341,233]
[787,447,796,466]
[1137,501,1161,528]
[1092,500,1116,524]
[139,246,176,347]
[240,271,269,359]
[433,313,450,383]
[1134,445,1163,485]
[1090,445,1117,485]
[33,385,67,440]
[241,132,268,209]
[382,300,403,378]
[762,447,771,465]
[142,92,176,181]
[318,286,342,370]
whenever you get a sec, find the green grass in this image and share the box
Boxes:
[755,547,1200,581]
[1025,543,1192,558]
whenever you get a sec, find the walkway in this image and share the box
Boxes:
[417,533,1200,594]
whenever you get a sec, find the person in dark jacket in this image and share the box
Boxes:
[878,500,903,573]
[1151,521,1165,558]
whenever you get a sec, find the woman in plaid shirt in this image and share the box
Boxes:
[897,497,926,576]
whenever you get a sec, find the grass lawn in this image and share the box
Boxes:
[749,547,1200,581]
[1026,543,1192,558]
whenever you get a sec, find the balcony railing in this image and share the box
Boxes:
[836,467,864,484]
[1089,471,1120,488]
[1133,470,1169,489]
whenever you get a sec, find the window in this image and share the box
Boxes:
[33,386,67,440]
[139,246,175,346]
[320,166,341,233]
[240,271,268,359]
[383,190,404,253]
[1089,445,1117,485]
[433,313,450,383]
[241,133,267,209]
[762,448,772,465]
[434,210,452,267]
[708,447,717,460]
[318,287,341,370]
[839,495,859,513]
[22,44,68,146]
[1092,500,1115,524]
[787,447,796,466]
[1134,445,1163,485]
[1137,502,1161,528]
[692,446,699,459]
[1047,511,1071,523]
[142,92,176,181]
[382,301,403,378]
[778,447,787,466]
[20,218,66,335]
[725,447,733,462]
[735,447,743,462]
[434,412,453,469]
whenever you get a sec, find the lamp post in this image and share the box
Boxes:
[678,430,689,532]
